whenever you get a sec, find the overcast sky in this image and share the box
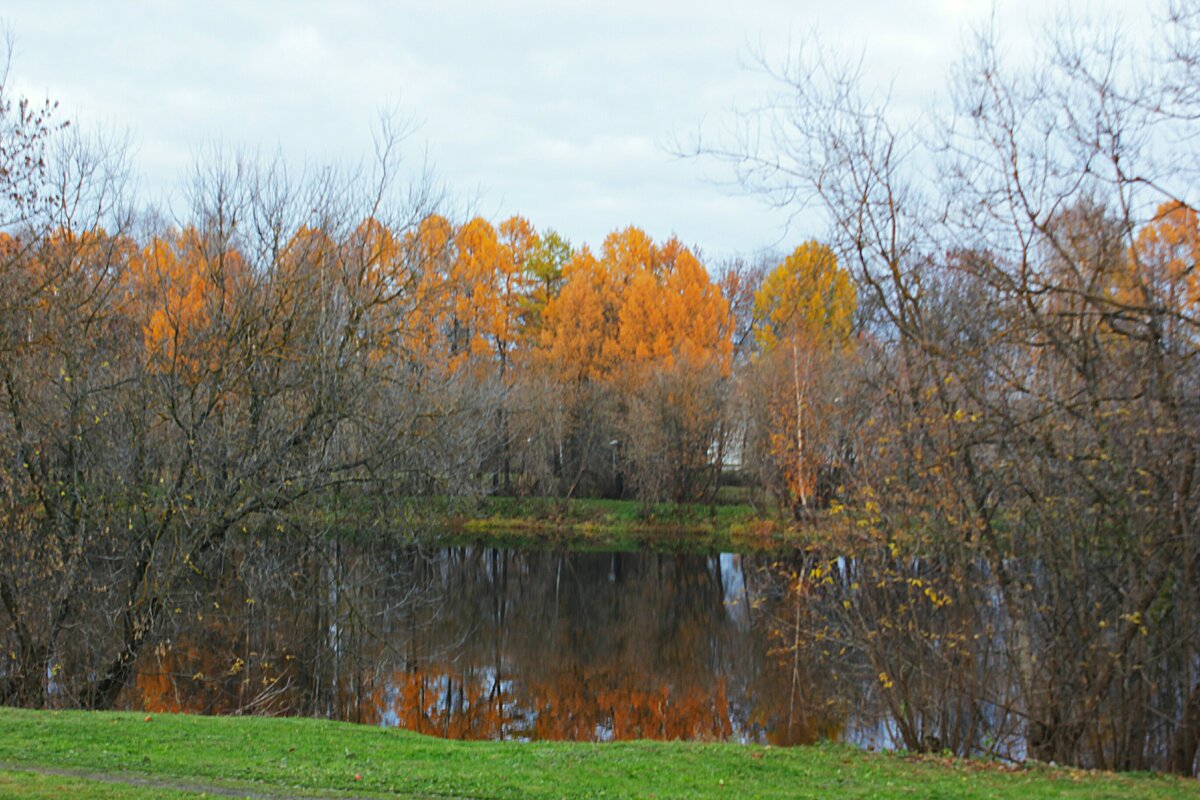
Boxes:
[2,0,1144,261]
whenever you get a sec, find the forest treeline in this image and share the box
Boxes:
[0,185,844,512]
[2,0,1200,778]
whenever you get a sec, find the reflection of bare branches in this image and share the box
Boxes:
[120,547,815,743]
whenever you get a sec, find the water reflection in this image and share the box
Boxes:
[121,542,854,744]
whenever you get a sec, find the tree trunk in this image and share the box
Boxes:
[87,598,162,709]
[1170,680,1200,776]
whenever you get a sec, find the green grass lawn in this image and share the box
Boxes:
[0,708,1196,799]
[443,496,796,553]
[293,494,790,553]
[286,486,823,554]
[0,771,200,800]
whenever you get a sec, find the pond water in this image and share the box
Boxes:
[120,542,885,745]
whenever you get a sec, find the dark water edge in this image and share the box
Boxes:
[116,540,882,746]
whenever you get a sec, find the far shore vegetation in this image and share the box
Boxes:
[291,490,796,553]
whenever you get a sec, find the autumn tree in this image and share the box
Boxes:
[1125,200,1200,350]
[398,213,456,372]
[502,228,573,496]
[520,228,571,337]
[538,227,732,502]
[0,71,460,707]
[694,0,1200,773]
[746,242,856,517]
[447,215,538,489]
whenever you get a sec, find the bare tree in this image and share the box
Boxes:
[691,1,1200,774]
[0,55,463,708]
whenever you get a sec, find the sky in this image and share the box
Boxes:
[1,0,1146,262]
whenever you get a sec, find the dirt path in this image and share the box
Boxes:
[0,762,449,799]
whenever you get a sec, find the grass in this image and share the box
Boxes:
[0,771,200,800]
[0,709,1197,799]
[432,496,806,553]
[290,492,802,553]
[452,496,760,550]
[270,471,833,555]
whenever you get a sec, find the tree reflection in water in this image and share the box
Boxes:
[121,540,854,744]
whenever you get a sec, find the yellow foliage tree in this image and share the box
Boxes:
[451,217,504,367]
[495,216,538,369]
[751,241,856,516]
[617,236,732,374]
[753,241,855,351]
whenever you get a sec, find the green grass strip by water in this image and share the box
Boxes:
[0,709,1197,799]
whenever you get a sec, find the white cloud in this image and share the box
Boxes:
[0,0,1154,259]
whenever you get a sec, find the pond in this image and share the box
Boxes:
[119,541,887,745]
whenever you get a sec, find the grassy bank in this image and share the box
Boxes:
[334,494,805,553]
[445,496,785,552]
[294,493,799,553]
[0,709,1196,799]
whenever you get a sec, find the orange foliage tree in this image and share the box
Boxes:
[398,213,457,372]
[451,216,537,373]
[1127,201,1200,348]
[539,227,733,501]
[542,227,731,384]
[125,227,248,379]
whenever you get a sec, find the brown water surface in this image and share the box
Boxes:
[121,543,861,744]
